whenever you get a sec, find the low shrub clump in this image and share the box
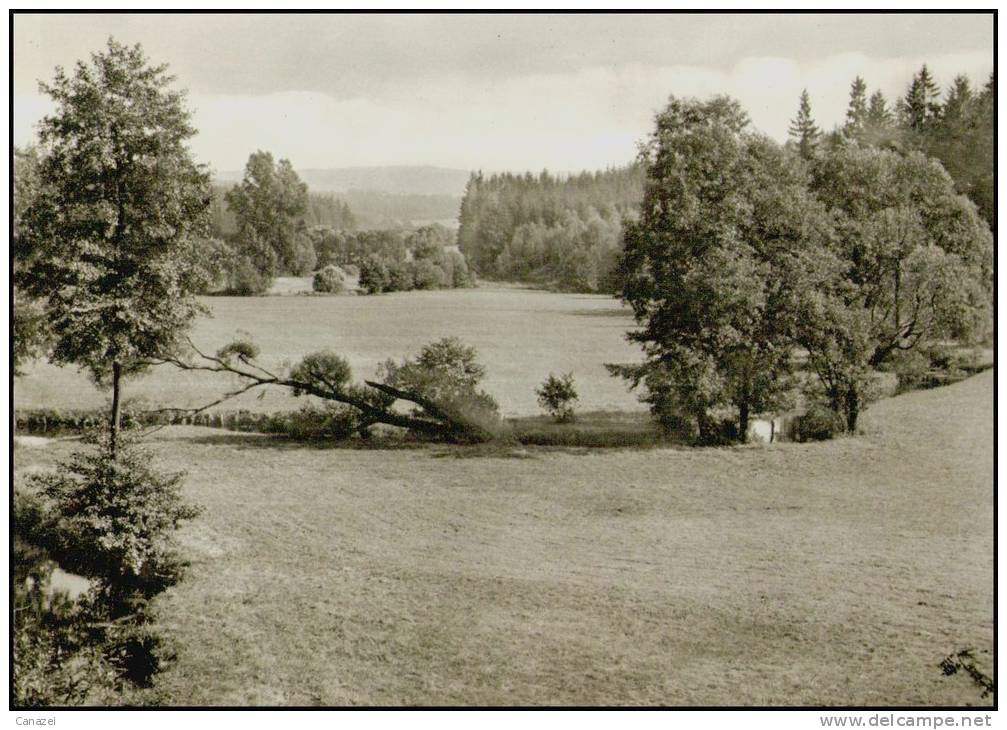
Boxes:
[281,402,365,441]
[312,265,346,294]
[793,404,846,442]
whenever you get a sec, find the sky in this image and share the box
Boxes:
[13,13,994,175]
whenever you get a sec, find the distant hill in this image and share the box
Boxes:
[216,165,472,198]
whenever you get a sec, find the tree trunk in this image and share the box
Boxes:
[110,360,122,458]
[738,402,750,444]
[844,388,859,434]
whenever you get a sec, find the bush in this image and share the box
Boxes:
[289,350,353,395]
[28,429,202,611]
[386,261,415,292]
[451,255,475,288]
[891,349,932,394]
[281,402,363,441]
[226,256,271,295]
[358,255,390,294]
[13,596,118,707]
[412,259,448,290]
[535,372,579,422]
[379,337,502,439]
[794,404,845,442]
[13,492,118,707]
[312,265,346,294]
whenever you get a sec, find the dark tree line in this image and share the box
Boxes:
[788,66,994,229]
[457,166,645,293]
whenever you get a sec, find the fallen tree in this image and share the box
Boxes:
[150,336,503,443]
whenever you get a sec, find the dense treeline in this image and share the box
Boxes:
[457,166,645,293]
[789,65,994,229]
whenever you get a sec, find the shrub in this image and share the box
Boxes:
[412,259,448,290]
[13,596,117,707]
[386,261,416,292]
[29,429,202,612]
[535,372,579,423]
[794,404,846,442]
[289,350,353,395]
[312,265,346,294]
[379,337,502,439]
[226,256,271,295]
[449,252,475,288]
[357,255,390,294]
[13,493,119,707]
[281,402,363,441]
[891,349,932,394]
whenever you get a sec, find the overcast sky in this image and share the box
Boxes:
[13,13,994,174]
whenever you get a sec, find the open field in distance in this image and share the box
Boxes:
[14,286,645,418]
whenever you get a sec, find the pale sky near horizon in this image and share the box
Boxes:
[13,13,994,175]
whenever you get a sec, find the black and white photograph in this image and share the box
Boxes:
[9,9,996,714]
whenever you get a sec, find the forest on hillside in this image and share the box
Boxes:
[457,166,646,293]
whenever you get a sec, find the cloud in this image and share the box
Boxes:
[14,50,992,173]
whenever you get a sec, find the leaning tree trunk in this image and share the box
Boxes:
[110,360,122,458]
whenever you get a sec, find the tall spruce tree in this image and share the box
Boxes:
[901,64,942,131]
[843,76,869,141]
[788,89,821,159]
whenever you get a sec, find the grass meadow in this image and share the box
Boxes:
[14,286,645,418]
[14,369,993,705]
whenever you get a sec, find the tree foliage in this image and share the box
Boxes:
[804,65,993,230]
[801,145,993,430]
[225,151,313,282]
[15,38,212,449]
[614,96,818,442]
[614,91,991,440]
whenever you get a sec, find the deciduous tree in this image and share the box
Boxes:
[613,96,821,442]
[16,39,212,454]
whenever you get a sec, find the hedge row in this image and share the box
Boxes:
[14,408,291,436]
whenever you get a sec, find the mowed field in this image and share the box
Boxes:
[14,286,644,418]
[14,370,994,706]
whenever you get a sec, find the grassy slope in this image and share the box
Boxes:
[14,372,993,706]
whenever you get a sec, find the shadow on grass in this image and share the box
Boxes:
[158,410,684,458]
[176,430,432,453]
[562,308,636,321]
